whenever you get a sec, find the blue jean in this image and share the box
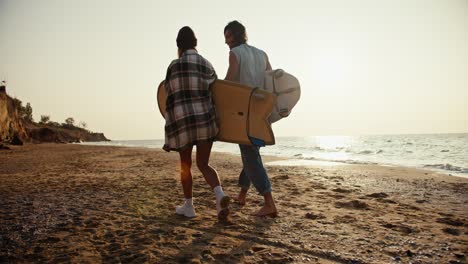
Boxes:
[238,144,272,195]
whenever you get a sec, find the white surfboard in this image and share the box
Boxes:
[264,69,301,123]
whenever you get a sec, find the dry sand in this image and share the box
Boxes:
[0,144,467,263]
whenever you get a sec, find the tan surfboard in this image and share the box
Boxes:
[157,80,276,146]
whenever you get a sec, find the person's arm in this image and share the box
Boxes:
[265,53,272,71]
[224,51,239,81]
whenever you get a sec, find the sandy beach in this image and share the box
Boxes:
[0,144,467,263]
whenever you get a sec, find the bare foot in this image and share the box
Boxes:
[252,205,278,218]
[233,188,247,206]
[233,195,246,206]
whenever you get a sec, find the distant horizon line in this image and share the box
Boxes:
[108,132,468,141]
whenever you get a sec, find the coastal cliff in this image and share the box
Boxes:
[0,93,28,144]
[0,91,109,145]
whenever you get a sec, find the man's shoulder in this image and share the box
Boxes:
[232,44,266,55]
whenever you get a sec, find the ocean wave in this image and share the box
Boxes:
[341,160,378,165]
[423,163,468,173]
[294,156,376,165]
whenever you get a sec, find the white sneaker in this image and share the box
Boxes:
[175,204,196,218]
[216,195,230,221]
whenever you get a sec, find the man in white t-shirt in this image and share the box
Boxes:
[224,20,278,218]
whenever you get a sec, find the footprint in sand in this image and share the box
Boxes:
[335,200,369,210]
[436,217,465,227]
[332,188,354,193]
[442,227,461,236]
[366,192,388,198]
[275,174,289,180]
[84,218,100,228]
[415,199,429,203]
[41,236,61,243]
[309,183,327,190]
[334,215,357,224]
[52,253,71,262]
[105,243,122,253]
[329,194,346,200]
[397,203,421,211]
[381,222,418,234]
[83,228,97,234]
[363,193,400,205]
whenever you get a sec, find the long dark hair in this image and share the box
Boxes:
[224,20,247,47]
[176,26,197,54]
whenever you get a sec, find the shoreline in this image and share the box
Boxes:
[1,143,467,263]
[80,141,468,179]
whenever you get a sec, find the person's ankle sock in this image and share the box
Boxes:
[185,198,193,207]
[213,186,225,201]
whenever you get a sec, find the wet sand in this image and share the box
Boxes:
[0,144,467,263]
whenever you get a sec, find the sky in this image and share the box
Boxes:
[1,0,467,140]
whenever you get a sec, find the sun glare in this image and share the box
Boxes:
[314,136,353,161]
[315,135,352,150]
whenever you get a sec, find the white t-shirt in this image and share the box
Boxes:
[230,44,268,88]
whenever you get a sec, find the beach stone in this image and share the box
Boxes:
[305,212,325,220]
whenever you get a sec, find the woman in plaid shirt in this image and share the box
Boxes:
[163,26,230,220]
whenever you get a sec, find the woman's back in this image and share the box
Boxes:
[164,49,218,151]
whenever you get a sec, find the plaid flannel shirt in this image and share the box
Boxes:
[163,49,218,151]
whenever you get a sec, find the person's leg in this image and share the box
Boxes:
[196,141,230,220]
[235,170,250,205]
[175,145,196,218]
[239,144,277,217]
[179,145,194,199]
[236,145,252,205]
[195,141,219,188]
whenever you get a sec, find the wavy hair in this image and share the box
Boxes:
[224,20,247,47]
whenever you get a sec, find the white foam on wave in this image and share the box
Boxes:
[266,159,347,167]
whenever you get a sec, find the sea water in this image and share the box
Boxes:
[82,133,468,178]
